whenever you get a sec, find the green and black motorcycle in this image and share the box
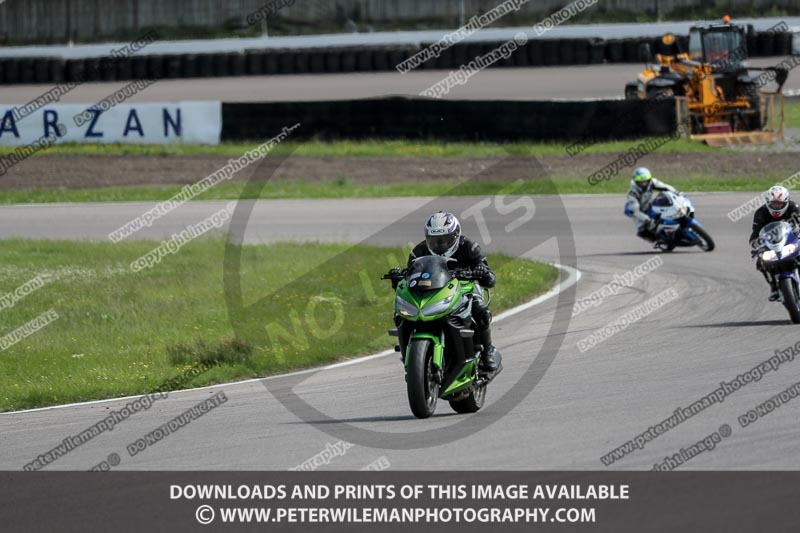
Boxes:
[382,255,502,419]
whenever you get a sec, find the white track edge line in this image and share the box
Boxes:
[2,263,580,415]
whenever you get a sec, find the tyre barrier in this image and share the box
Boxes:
[543,39,561,66]
[0,30,796,86]
[512,42,528,67]
[179,54,197,78]
[99,57,116,81]
[434,46,455,69]
[776,32,793,56]
[356,48,372,71]
[212,53,230,77]
[465,43,484,68]
[146,55,165,80]
[131,56,148,79]
[747,32,759,56]
[481,42,504,68]
[18,58,36,84]
[340,48,357,72]
[622,39,641,63]
[81,58,99,82]
[65,59,84,82]
[245,50,264,75]
[527,40,544,66]
[324,49,341,73]
[560,39,576,65]
[309,49,326,73]
[197,53,214,77]
[230,52,246,77]
[605,39,625,63]
[163,55,182,79]
[276,49,293,74]
[757,32,776,56]
[264,51,279,74]
[31,57,51,83]
[588,38,605,64]
[573,38,590,65]
[450,43,469,69]
[221,97,676,142]
[48,58,65,83]
[293,50,310,74]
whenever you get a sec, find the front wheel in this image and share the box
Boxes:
[406,339,439,419]
[687,225,715,252]
[449,385,486,414]
[778,277,800,324]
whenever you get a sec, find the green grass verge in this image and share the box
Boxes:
[0,238,557,412]
[785,101,800,129]
[0,136,717,158]
[0,171,792,205]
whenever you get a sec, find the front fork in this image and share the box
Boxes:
[777,268,800,285]
[405,334,444,390]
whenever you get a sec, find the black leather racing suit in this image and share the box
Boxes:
[750,202,800,290]
[407,237,496,358]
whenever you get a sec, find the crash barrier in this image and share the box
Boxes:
[0,31,797,85]
[221,97,676,142]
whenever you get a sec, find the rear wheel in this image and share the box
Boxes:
[687,225,715,252]
[778,277,800,324]
[406,339,439,419]
[449,385,486,414]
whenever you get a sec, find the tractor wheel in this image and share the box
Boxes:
[624,82,638,100]
[737,83,762,130]
[738,83,760,109]
[646,87,674,100]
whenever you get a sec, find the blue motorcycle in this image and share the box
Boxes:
[755,221,800,323]
[625,191,715,252]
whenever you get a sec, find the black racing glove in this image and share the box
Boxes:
[471,264,490,282]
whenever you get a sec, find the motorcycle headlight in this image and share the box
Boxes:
[762,250,777,262]
[395,295,418,317]
[783,244,797,256]
[421,296,454,317]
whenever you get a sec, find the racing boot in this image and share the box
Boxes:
[478,328,502,374]
[769,286,780,302]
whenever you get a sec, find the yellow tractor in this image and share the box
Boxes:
[624,17,789,145]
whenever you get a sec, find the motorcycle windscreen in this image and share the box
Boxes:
[759,221,792,251]
[406,255,453,292]
[651,193,673,208]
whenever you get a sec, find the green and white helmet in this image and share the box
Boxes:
[632,167,652,188]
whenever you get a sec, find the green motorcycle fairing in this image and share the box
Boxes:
[395,275,478,397]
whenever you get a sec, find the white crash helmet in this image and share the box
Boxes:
[424,211,461,258]
[766,185,790,219]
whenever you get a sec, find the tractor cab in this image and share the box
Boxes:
[688,20,750,71]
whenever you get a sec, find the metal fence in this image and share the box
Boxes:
[1,0,800,44]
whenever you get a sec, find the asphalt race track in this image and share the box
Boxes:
[1,58,797,103]
[1,192,799,470]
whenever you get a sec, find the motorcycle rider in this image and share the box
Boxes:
[391,211,500,373]
[627,167,680,243]
[749,185,800,301]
